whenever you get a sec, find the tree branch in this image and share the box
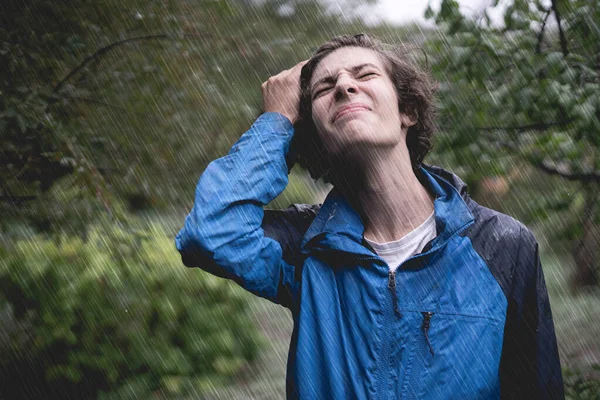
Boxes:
[485,135,600,183]
[536,162,600,183]
[551,0,569,56]
[52,33,210,94]
[475,119,572,132]
[536,9,551,54]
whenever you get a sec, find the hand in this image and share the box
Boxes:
[261,60,308,123]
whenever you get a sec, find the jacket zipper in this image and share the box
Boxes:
[388,270,402,318]
[376,268,397,400]
[405,312,435,399]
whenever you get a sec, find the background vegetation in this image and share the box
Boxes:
[1,0,598,397]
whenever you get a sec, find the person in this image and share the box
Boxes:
[175,34,564,399]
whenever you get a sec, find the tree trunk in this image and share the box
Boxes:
[571,184,600,289]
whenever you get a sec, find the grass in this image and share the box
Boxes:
[541,246,600,380]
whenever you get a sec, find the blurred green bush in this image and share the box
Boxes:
[564,365,600,400]
[0,224,262,399]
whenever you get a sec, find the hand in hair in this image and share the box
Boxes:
[261,60,308,124]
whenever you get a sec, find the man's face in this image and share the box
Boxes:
[309,46,413,158]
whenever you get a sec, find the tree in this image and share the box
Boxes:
[426,0,600,288]
[1,0,391,238]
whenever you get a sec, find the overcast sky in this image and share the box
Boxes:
[365,0,506,26]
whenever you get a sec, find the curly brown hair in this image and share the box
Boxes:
[290,33,437,186]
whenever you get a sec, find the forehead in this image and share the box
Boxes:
[311,47,386,85]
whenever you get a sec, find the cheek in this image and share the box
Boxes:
[310,105,339,152]
[382,91,401,122]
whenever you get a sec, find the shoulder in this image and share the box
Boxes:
[425,163,537,259]
[461,198,539,299]
[464,198,532,252]
[424,164,542,300]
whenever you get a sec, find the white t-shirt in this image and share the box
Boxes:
[364,211,437,273]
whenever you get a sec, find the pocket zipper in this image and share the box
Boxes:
[404,311,436,399]
[421,311,435,357]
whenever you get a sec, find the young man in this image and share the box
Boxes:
[176,34,564,399]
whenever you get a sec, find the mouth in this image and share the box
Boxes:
[333,104,371,122]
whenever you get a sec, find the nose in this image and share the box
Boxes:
[334,74,358,101]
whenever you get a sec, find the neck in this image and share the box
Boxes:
[331,143,435,243]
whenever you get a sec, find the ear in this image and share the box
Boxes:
[399,111,417,129]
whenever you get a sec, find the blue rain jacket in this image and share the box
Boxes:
[175,113,564,399]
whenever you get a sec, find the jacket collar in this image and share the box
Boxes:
[300,165,474,258]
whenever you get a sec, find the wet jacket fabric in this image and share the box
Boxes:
[175,113,564,399]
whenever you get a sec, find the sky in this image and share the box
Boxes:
[364,0,507,27]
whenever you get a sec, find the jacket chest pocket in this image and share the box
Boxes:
[397,311,504,400]
[397,311,435,400]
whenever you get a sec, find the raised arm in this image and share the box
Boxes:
[175,61,311,311]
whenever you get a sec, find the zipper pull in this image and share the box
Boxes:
[388,269,396,289]
[421,312,435,357]
[388,270,402,319]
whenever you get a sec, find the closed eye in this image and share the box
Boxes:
[360,72,377,78]
[313,87,333,98]
[313,72,377,98]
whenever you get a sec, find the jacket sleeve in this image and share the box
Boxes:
[174,112,306,311]
[500,227,565,399]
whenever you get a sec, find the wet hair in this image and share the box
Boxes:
[290,33,437,185]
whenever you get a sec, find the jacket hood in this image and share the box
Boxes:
[299,165,474,262]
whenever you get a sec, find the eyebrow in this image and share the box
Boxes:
[311,63,380,92]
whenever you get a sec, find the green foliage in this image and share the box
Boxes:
[268,168,330,210]
[427,0,599,181]
[539,245,600,399]
[563,365,600,400]
[0,224,262,399]
[425,0,600,279]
